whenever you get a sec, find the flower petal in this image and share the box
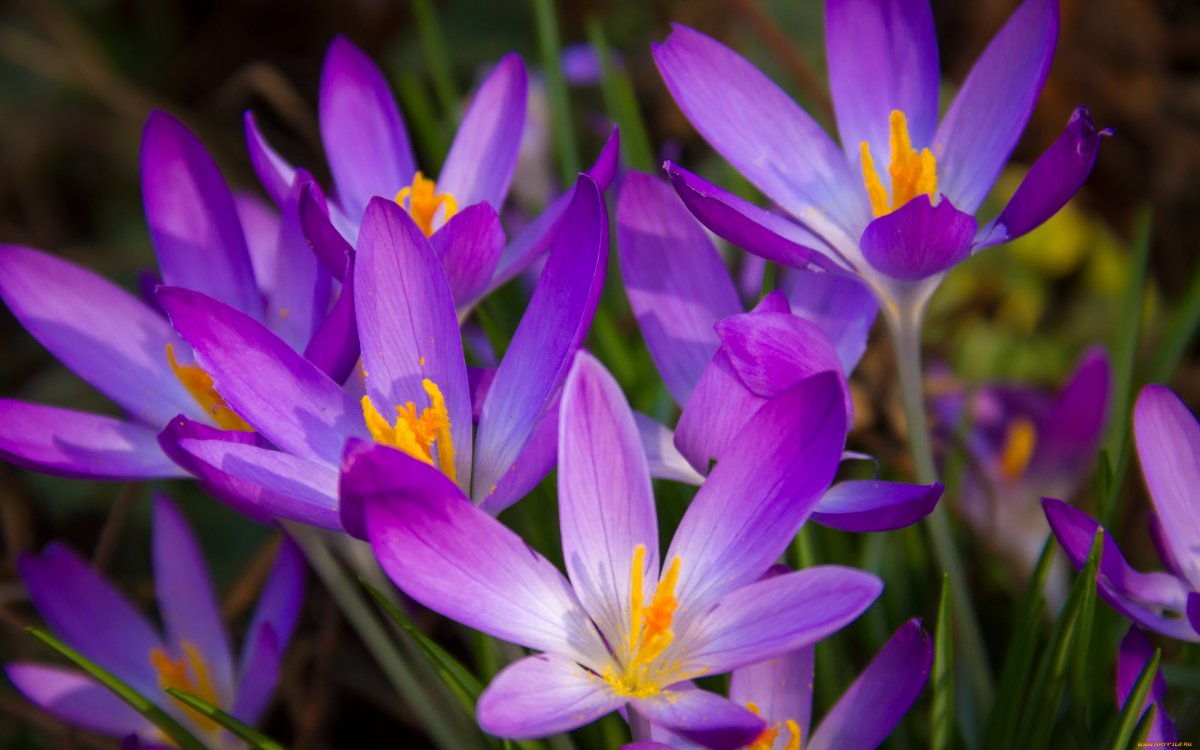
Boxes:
[1135,385,1200,590]
[439,54,527,210]
[474,176,607,504]
[140,111,262,319]
[243,111,298,207]
[6,664,151,738]
[932,0,1059,213]
[432,202,506,307]
[617,170,742,406]
[234,191,280,298]
[298,181,355,282]
[158,286,364,464]
[229,624,281,726]
[668,372,847,609]
[810,480,942,532]
[0,400,185,480]
[354,198,473,486]
[859,195,977,281]
[302,256,360,384]
[635,412,704,486]
[478,388,561,515]
[826,0,939,165]
[0,244,196,425]
[268,172,333,351]
[806,619,932,750]
[780,268,878,373]
[319,35,416,223]
[244,536,306,659]
[653,25,868,240]
[1116,627,1177,743]
[1031,346,1110,475]
[729,646,814,746]
[476,653,625,740]
[635,685,765,750]
[347,442,605,660]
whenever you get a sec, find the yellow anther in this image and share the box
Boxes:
[166,344,252,432]
[860,110,938,218]
[784,719,802,750]
[361,379,456,482]
[607,545,684,698]
[1000,416,1037,481]
[150,642,221,734]
[395,171,458,236]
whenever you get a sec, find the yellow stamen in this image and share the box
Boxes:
[747,705,803,750]
[1000,416,1037,481]
[395,171,458,236]
[606,545,684,698]
[860,110,938,218]
[361,378,457,482]
[166,344,252,432]
[150,642,221,734]
[783,719,802,750]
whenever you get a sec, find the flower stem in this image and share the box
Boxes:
[627,704,652,742]
[889,309,995,715]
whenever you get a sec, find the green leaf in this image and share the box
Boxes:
[585,17,655,172]
[1106,647,1161,750]
[25,628,208,750]
[531,0,579,183]
[1148,232,1200,383]
[411,0,458,120]
[931,573,954,750]
[164,688,286,750]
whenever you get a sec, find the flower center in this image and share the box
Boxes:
[395,172,458,237]
[166,344,252,432]
[746,702,802,750]
[603,544,687,698]
[999,416,1037,482]
[150,642,221,735]
[860,110,938,218]
[361,378,456,483]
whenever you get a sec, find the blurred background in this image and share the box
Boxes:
[1,0,1198,747]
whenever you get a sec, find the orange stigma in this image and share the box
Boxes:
[1000,416,1037,481]
[604,544,687,697]
[150,642,221,734]
[395,172,458,236]
[361,379,456,482]
[861,110,938,217]
[166,344,252,432]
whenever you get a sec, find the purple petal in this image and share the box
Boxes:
[653,25,868,241]
[635,412,704,486]
[635,689,765,750]
[347,442,606,661]
[932,0,1059,213]
[474,176,607,504]
[1031,346,1110,474]
[860,195,977,281]
[0,244,196,425]
[140,111,262,319]
[432,202,506,306]
[0,400,185,480]
[665,162,850,273]
[668,373,847,609]
[811,480,942,532]
[299,181,354,282]
[234,191,280,298]
[826,0,939,164]
[557,353,659,648]
[729,647,814,746]
[479,389,561,515]
[6,664,150,738]
[267,173,333,351]
[158,286,364,464]
[807,619,932,750]
[20,545,164,698]
[439,54,527,210]
[780,269,878,373]
[1135,385,1200,590]
[319,35,416,223]
[302,256,360,384]
[680,566,881,676]
[243,111,298,207]
[1116,627,1177,743]
[229,624,280,725]
[980,107,1111,246]
[244,536,306,657]
[476,653,624,740]
[617,171,741,406]
[354,199,473,486]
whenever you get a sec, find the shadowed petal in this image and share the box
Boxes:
[479,389,561,515]
[268,173,332,351]
[860,195,977,281]
[811,481,942,532]
[1116,627,1177,743]
[299,181,355,282]
[230,624,280,726]
[243,111,298,207]
[780,269,878,373]
[6,664,151,738]
[634,687,765,750]
[244,536,306,659]
[433,202,506,306]
[303,256,360,384]
[635,412,704,486]
[477,653,624,740]
[234,191,279,298]
[1031,346,1110,474]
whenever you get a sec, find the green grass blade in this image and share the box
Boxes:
[397,70,450,166]
[931,573,954,750]
[1106,648,1161,750]
[164,689,286,750]
[531,0,579,183]
[585,17,655,171]
[411,0,458,119]
[26,628,208,750]
[1148,238,1200,383]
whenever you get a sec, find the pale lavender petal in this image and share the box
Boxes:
[439,54,527,210]
[243,111,298,207]
[141,111,262,319]
[347,442,606,661]
[354,198,472,486]
[826,0,939,164]
[6,664,150,738]
[268,173,332,351]
[474,176,607,504]
[158,286,364,464]
[780,269,878,372]
[303,257,360,384]
[634,686,765,750]
[806,619,932,750]
[432,202,506,306]
[1116,627,1176,743]
[635,412,703,486]
[932,0,1059,213]
[476,653,624,740]
[230,624,280,725]
[234,191,280,298]
[729,647,814,746]
[319,36,416,223]
[859,195,977,281]
[0,400,185,480]
[0,244,196,425]
[479,389,560,515]
[617,170,741,406]
[811,481,942,532]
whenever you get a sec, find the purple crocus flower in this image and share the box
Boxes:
[0,112,333,483]
[618,172,940,533]
[1116,627,1176,742]
[1043,384,1200,641]
[935,348,1110,599]
[652,0,1108,327]
[7,495,304,747]
[340,352,883,748]
[246,36,619,312]
[153,176,606,529]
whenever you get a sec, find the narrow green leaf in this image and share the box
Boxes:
[931,573,953,750]
[1069,526,1100,725]
[26,627,208,750]
[1106,648,1161,750]
[531,0,579,184]
[585,17,655,171]
[1149,237,1200,383]
[410,0,458,119]
[1128,703,1158,748]
[165,689,286,750]
[396,70,450,166]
